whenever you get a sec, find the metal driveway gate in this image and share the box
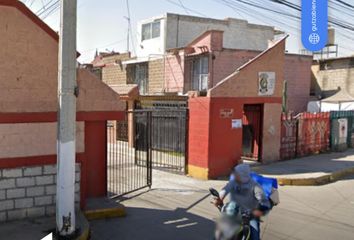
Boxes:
[107,111,152,198]
[107,109,188,198]
[148,109,188,174]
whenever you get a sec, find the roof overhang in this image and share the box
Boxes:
[110,84,139,100]
[122,57,149,66]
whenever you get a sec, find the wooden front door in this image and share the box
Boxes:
[242,104,263,160]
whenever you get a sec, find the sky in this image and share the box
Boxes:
[22,0,354,63]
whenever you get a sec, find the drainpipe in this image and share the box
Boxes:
[176,15,180,48]
[209,51,214,89]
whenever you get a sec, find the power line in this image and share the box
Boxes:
[213,0,248,20]
[42,2,60,20]
[36,0,57,14]
[216,0,300,33]
[177,0,190,15]
[165,0,208,17]
[43,7,60,19]
[335,0,354,9]
[80,38,127,53]
[37,0,60,19]
[330,0,354,12]
[266,0,354,31]
[232,0,300,20]
[214,0,354,54]
[329,1,354,19]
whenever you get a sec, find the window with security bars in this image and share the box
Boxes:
[191,56,209,91]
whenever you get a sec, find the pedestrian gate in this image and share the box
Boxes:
[107,109,188,198]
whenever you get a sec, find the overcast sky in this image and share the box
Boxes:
[23,0,353,63]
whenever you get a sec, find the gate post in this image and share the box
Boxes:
[184,109,189,175]
[147,111,153,188]
[128,100,135,148]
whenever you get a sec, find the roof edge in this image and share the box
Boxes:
[208,35,288,94]
[0,0,59,42]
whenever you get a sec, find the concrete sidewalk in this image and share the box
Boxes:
[252,149,354,185]
[0,212,89,240]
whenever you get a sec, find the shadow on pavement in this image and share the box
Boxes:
[90,206,215,240]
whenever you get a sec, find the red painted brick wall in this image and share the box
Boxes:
[189,97,283,178]
[188,30,224,53]
[208,98,243,177]
[211,49,260,87]
[188,39,286,178]
[188,97,211,169]
[284,55,313,113]
[210,51,312,112]
[85,121,107,197]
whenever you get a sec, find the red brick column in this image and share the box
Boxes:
[188,97,211,179]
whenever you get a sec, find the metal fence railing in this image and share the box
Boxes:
[106,108,188,198]
[107,116,152,198]
[280,112,330,160]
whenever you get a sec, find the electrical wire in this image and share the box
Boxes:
[165,0,208,17]
[334,0,354,9]
[177,0,190,15]
[214,0,354,54]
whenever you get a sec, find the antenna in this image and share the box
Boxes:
[124,16,130,52]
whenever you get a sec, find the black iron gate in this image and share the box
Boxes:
[107,109,188,198]
[136,109,188,173]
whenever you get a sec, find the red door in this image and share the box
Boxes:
[242,105,263,160]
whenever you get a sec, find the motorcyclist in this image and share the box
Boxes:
[213,164,271,240]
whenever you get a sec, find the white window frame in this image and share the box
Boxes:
[141,21,161,41]
[191,56,209,91]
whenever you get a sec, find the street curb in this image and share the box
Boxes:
[75,211,90,240]
[84,206,126,221]
[76,228,90,240]
[273,167,354,186]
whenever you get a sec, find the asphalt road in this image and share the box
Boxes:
[90,170,354,240]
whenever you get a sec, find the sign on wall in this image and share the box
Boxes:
[338,118,348,140]
[220,109,234,118]
[258,72,276,96]
[231,119,242,129]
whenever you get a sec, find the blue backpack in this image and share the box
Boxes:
[251,172,279,207]
[250,173,278,198]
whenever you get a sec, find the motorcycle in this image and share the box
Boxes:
[209,188,252,240]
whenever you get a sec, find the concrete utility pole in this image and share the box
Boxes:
[56,0,77,237]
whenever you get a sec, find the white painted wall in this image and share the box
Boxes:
[136,14,167,58]
[136,13,275,58]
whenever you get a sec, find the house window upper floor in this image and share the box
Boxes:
[127,63,149,95]
[142,21,161,41]
[191,56,209,92]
